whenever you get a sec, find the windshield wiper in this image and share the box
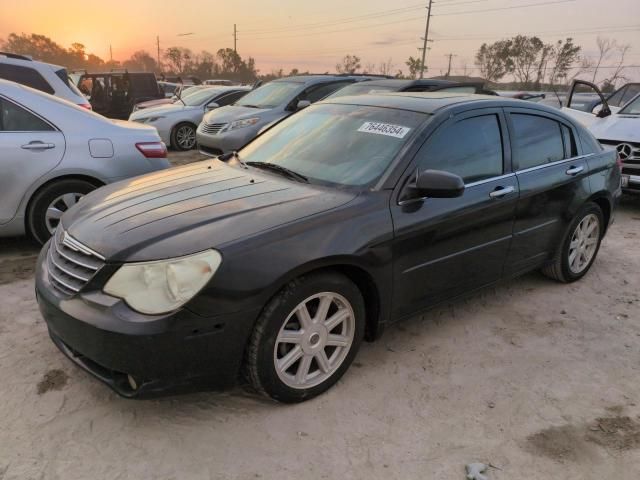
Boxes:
[246,161,308,183]
[240,104,261,108]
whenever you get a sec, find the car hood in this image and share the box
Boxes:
[588,114,640,143]
[129,104,196,120]
[202,105,273,125]
[62,160,357,262]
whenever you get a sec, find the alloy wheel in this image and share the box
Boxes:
[45,193,84,234]
[568,213,600,274]
[274,292,355,389]
[176,125,196,149]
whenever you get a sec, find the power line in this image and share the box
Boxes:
[241,3,426,34]
[251,24,638,60]
[433,0,576,16]
[208,0,583,42]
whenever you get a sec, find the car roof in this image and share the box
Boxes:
[210,85,251,91]
[0,53,63,71]
[272,75,387,85]
[321,91,569,115]
[347,78,458,89]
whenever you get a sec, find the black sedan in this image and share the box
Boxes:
[36,93,621,403]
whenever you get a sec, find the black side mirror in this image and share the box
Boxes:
[405,169,465,200]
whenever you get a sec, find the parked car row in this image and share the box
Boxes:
[129,85,250,150]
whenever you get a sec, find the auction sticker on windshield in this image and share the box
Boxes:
[358,122,411,139]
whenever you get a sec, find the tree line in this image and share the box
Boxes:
[0,33,259,83]
[0,32,632,90]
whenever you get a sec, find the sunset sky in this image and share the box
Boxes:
[1,0,639,80]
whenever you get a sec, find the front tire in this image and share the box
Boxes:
[27,179,98,245]
[246,272,365,403]
[541,202,604,283]
[171,123,196,151]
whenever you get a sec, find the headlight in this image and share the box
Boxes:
[138,116,165,123]
[226,117,260,131]
[103,250,222,315]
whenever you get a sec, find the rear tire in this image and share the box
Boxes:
[541,202,604,283]
[171,122,197,151]
[27,179,97,245]
[245,272,365,403]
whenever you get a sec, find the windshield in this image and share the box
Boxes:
[239,103,427,186]
[326,83,396,99]
[235,81,302,108]
[619,94,640,115]
[177,88,218,106]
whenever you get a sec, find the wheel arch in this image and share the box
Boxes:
[262,258,386,342]
[24,174,105,236]
[587,192,612,235]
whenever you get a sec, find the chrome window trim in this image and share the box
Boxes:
[465,172,516,188]
[515,153,595,175]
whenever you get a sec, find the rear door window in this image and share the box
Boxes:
[303,81,353,103]
[0,64,54,94]
[510,114,565,170]
[417,114,504,183]
[0,98,53,131]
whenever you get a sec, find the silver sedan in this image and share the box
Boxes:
[0,79,171,244]
[129,86,250,151]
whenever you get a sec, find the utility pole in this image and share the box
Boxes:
[444,53,457,77]
[233,24,237,53]
[419,0,433,79]
[156,35,161,72]
[109,44,113,62]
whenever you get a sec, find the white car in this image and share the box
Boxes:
[0,52,90,108]
[0,79,171,243]
[562,80,640,194]
[129,86,249,150]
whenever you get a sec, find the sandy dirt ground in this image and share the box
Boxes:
[1,151,639,479]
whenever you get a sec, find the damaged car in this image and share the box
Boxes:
[561,80,640,194]
[36,92,620,403]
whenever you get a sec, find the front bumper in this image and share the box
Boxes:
[196,125,255,155]
[622,171,640,194]
[35,242,259,398]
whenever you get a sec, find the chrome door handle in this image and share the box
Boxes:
[489,186,515,198]
[21,142,55,150]
[566,165,584,176]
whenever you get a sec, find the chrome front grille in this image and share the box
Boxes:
[200,122,227,135]
[47,228,105,297]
